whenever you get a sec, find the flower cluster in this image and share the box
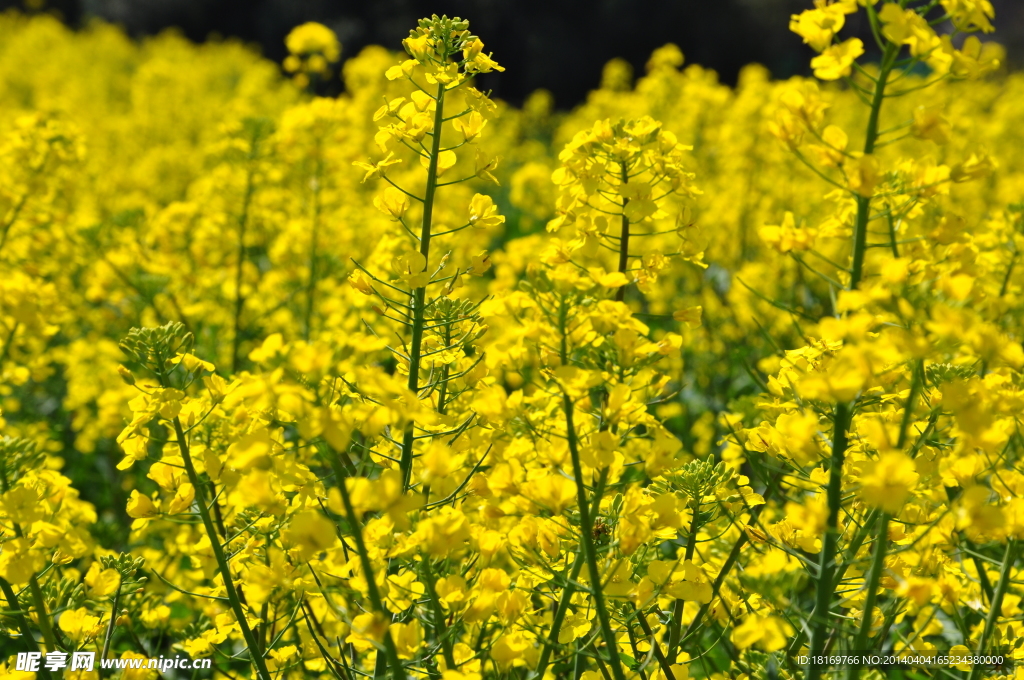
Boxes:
[0,5,1022,680]
[284,22,342,87]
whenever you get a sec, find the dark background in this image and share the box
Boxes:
[10,0,1024,108]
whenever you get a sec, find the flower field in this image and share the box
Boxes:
[1,2,1023,678]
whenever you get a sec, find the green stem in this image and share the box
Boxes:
[558,299,627,680]
[420,561,457,671]
[231,145,258,374]
[0,454,58,656]
[304,149,324,342]
[616,163,630,303]
[634,607,675,680]
[849,42,897,290]
[625,620,648,680]
[329,451,406,680]
[896,360,922,450]
[169,414,271,680]
[534,469,608,678]
[845,513,890,680]
[682,471,783,644]
[806,401,852,680]
[26,577,57,653]
[0,322,17,370]
[400,80,447,490]
[101,583,123,660]
[785,508,879,661]
[964,537,995,605]
[258,549,270,654]
[886,214,900,258]
[436,323,452,415]
[967,540,1016,680]
[667,500,701,663]
[0,577,38,651]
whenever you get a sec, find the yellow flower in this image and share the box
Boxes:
[393,251,430,289]
[474,149,501,184]
[120,652,158,680]
[403,34,434,62]
[468,193,505,229]
[557,611,592,644]
[466,51,505,74]
[810,38,864,80]
[0,485,43,523]
[588,267,630,289]
[391,620,424,659]
[182,637,214,657]
[858,452,919,513]
[281,510,336,561]
[789,5,852,52]
[354,152,403,182]
[0,538,45,584]
[526,474,577,515]
[774,410,822,465]
[349,269,375,295]
[421,149,458,177]
[126,490,159,519]
[386,571,426,611]
[58,607,103,643]
[759,212,817,253]
[811,124,849,167]
[469,250,492,276]
[491,632,531,669]
[732,614,794,652]
[453,111,487,142]
[941,0,995,34]
[912,107,951,144]
[84,562,121,598]
[285,23,341,63]
[139,603,171,629]
[878,4,924,45]
[374,186,411,219]
[673,306,702,328]
[462,38,484,61]
[346,612,390,652]
[948,644,974,671]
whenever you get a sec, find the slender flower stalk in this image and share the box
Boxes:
[808,19,898,680]
[0,470,58,655]
[325,448,406,680]
[0,578,37,652]
[845,513,890,680]
[968,540,1017,680]
[667,499,701,663]
[231,122,267,373]
[101,581,123,660]
[399,79,448,490]
[807,402,852,680]
[558,297,627,680]
[534,470,607,678]
[351,16,503,492]
[169,414,272,680]
[304,143,324,341]
[616,163,630,303]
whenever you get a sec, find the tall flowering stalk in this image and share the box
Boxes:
[754,2,1010,679]
[352,14,503,491]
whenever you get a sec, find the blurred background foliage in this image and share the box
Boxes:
[4,0,1023,107]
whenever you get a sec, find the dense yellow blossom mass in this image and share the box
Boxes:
[0,4,1022,680]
